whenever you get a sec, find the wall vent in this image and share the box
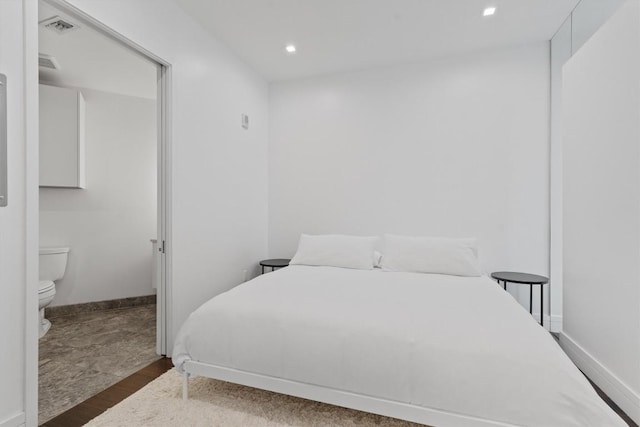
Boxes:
[38,54,61,70]
[40,16,80,34]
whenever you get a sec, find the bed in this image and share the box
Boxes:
[173,265,625,427]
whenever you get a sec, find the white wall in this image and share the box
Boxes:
[571,0,628,53]
[269,43,551,318]
[548,0,625,333]
[562,0,640,422]
[39,88,157,306]
[0,1,38,426]
[62,0,269,353]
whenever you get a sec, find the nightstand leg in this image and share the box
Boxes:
[529,285,533,314]
[540,285,544,327]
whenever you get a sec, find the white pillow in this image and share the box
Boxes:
[381,234,481,277]
[290,234,378,270]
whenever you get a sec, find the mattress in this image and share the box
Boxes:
[173,266,625,426]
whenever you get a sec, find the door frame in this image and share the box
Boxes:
[156,62,172,356]
[28,0,173,423]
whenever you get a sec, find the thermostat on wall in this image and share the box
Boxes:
[241,114,249,130]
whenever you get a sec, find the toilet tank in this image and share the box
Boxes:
[39,247,70,282]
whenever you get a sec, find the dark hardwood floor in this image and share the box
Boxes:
[41,357,173,427]
[41,356,637,427]
[589,379,638,427]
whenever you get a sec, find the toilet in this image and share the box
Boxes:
[39,247,69,338]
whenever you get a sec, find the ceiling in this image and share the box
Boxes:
[173,0,579,82]
[38,2,157,99]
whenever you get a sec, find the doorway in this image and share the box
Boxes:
[36,0,171,423]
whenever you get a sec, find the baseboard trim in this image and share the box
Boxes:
[0,412,25,427]
[47,294,156,318]
[560,332,640,424]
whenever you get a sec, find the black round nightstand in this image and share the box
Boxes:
[491,271,549,326]
[259,259,291,274]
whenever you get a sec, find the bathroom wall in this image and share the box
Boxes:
[40,87,157,306]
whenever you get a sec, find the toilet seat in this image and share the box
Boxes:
[39,280,55,294]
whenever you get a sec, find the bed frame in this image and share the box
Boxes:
[182,360,517,427]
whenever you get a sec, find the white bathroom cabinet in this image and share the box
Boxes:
[39,84,86,188]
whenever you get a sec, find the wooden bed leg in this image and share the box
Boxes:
[183,372,190,401]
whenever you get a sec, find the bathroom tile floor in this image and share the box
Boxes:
[38,303,160,425]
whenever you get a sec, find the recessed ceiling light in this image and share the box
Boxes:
[483,7,496,17]
[285,44,297,54]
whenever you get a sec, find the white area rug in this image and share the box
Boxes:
[85,369,426,426]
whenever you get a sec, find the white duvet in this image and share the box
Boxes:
[173,266,625,427]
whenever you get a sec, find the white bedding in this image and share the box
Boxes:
[173,266,625,426]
